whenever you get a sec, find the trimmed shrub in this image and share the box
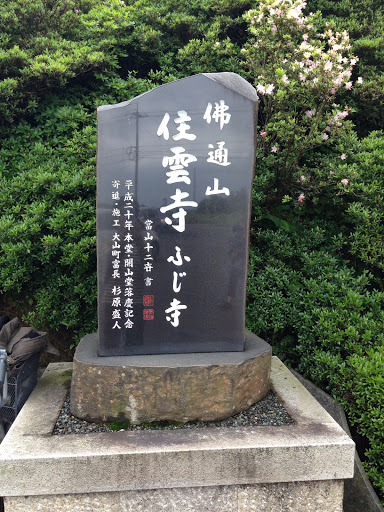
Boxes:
[246,222,384,501]
[0,0,383,502]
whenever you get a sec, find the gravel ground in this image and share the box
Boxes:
[53,391,294,435]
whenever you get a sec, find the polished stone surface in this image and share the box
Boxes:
[97,73,258,355]
[70,330,271,423]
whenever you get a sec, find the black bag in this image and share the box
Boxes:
[0,317,58,376]
[0,317,59,409]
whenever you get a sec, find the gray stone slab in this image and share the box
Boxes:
[4,480,344,512]
[96,72,258,355]
[0,358,354,498]
[237,480,344,512]
[74,329,270,367]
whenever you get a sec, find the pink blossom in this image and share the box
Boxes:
[323,133,329,140]
[334,75,343,85]
[288,7,301,19]
[330,87,336,95]
[281,74,289,84]
[335,110,348,120]
[340,154,346,160]
[265,84,275,95]
[271,25,277,33]
[345,82,353,90]
[305,109,315,118]
[299,73,306,82]
[260,131,268,138]
[75,8,78,13]
[300,175,306,182]
[298,193,305,203]
[357,77,363,84]
[350,58,357,66]
[325,126,331,132]
[303,33,309,41]
[271,146,278,153]
[341,179,349,185]
[257,83,266,95]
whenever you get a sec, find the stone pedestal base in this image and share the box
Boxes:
[4,480,344,512]
[70,330,272,423]
[0,359,355,512]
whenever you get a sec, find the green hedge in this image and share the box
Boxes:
[0,0,383,503]
[0,102,97,337]
[246,220,384,498]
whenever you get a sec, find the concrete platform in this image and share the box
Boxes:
[0,358,355,511]
[291,369,384,512]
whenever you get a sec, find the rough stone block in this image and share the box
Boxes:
[70,330,271,423]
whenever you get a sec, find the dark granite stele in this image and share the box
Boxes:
[96,72,258,356]
[70,330,272,424]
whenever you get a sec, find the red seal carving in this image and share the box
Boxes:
[143,295,155,306]
[143,309,154,320]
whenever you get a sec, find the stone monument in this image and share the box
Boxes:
[0,74,355,512]
[71,72,272,423]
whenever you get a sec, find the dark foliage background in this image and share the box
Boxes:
[0,0,383,501]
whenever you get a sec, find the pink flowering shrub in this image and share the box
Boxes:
[297,192,305,203]
[241,0,363,199]
[242,5,384,501]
